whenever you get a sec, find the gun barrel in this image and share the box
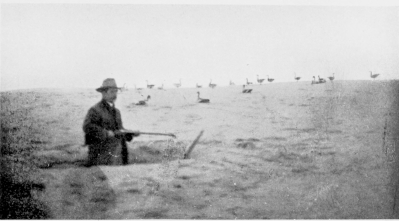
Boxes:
[120,129,176,138]
[139,132,177,138]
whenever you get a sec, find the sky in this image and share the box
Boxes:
[1,0,399,91]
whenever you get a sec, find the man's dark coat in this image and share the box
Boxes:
[83,99,132,165]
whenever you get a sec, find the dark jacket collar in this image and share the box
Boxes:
[100,99,115,111]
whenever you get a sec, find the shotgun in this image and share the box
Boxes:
[119,129,176,138]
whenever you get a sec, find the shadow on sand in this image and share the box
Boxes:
[55,166,117,219]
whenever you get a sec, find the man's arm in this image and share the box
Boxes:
[83,108,109,144]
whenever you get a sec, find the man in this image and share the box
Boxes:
[83,78,139,166]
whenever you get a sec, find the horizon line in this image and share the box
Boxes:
[1,79,397,92]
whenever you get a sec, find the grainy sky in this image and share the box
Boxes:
[1,0,399,91]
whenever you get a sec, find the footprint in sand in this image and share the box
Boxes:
[184,114,202,124]
[142,209,169,219]
[156,108,174,123]
[178,175,191,180]
[126,188,141,194]
[234,138,260,149]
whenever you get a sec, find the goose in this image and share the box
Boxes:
[136,95,151,105]
[120,83,127,92]
[311,76,318,85]
[196,83,202,88]
[246,78,253,85]
[174,79,181,88]
[229,80,235,85]
[256,75,265,84]
[146,80,155,89]
[318,76,326,83]
[370,71,380,79]
[294,73,301,82]
[328,73,335,81]
[134,84,143,91]
[209,79,217,89]
[197,92,210,103]
[242,85,252,93]
[267,75,274,82]
[157,84,164,90]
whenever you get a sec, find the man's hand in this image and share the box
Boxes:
[113,130,125,139]
[111,130,140,141]
[107,130,115,137]
[118,129,140,137]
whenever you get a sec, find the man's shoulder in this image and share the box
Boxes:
[88,100,106,112]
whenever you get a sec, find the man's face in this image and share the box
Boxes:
[103,88,118,103]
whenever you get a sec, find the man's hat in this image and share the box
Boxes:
[96,78,121,92]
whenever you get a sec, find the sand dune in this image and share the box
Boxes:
[1,80,399,218]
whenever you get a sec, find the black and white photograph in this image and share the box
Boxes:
[1,0,399,219]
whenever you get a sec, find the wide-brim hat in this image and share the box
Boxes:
[96,78,121,92]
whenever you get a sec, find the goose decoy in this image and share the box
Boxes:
[209,79,217,89]
[294,73,301,82]
[370,71,380,79]
[318,76,326,83]
[134,84,143,91]
[146,80,155,89]
[197,92,210,103]
[242,85,252,93]
[267,75,274,82]
[136,95,151,105]
[328,73,335,81]
[311,76,318,85]
[174,79,181,88]
[120,83,128,92]
[256,75,265,84]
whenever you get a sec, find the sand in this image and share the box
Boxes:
[1,80,399,219]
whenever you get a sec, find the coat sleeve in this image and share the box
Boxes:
[83,107,108,145]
